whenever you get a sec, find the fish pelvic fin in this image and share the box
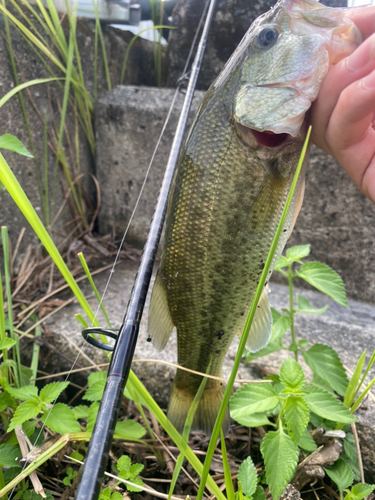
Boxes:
[167,381,230,436]
[244,287,273,353]
[148,269,174,351]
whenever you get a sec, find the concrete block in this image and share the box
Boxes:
[95,86,205,246]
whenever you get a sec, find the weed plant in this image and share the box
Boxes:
[0,126,375,499]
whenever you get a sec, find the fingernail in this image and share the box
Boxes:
[362,69,375,89]
[346,33,375,72]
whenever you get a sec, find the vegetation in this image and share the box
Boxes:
[0,1,374,499]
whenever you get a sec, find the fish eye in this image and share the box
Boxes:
[256,26,279,49]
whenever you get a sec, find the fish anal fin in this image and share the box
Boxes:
[245,287,273,353]
[148,270,174,351]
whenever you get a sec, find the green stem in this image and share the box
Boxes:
[288,265,298,360]
[30,316,41,384]
[0,466,7,500]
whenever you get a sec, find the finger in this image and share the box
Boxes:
[326,69,375,199]
[347,6,375,40]
[311,33,375,151]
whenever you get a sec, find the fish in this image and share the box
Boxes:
[148,0,361,435]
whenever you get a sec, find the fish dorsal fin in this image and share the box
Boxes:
[245,287,272,353]
[148,269,175,351]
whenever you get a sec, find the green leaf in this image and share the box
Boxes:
[110,493,123,500]
[114,420,146,440]
[286,245,311,261]
[87,402,100,432]
[41,403,81,433]
[232,412,271,428]
[253,485,267,500]
[99,487,111,500]
[40,381,69,403]
[73,405,90,420]
[346,483,375,500]
[296,294,328,315]
[0,134,33,158]
[279,358,305,390]
[6,385,39,401]
[83,380,106,402]
[324,459,353,497]
[302,344,348,396]
[274,255,290,271]
[260,428,299,500]
[0,443,22,467]
[297,430,317,452]
[123,475,143,492]
[297,262,348,307]
[0,390,14,411]
[88,371,107,385]
[8,399,41,432]
[311,374,335,394]
[272,314,291,341]
[230,384,279,419]
[238,457,257,497]
[0,338,16,349]
[303,385,356,423]
[284,396,309,443]
[117,455,131,472]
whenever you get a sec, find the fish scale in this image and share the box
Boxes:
[148,0,361,435]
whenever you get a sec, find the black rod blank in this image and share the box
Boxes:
[75,1,217,498]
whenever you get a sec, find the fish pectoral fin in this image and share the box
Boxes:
[148,270,175,351]
[288,177,305,238]
[245,287,272,353]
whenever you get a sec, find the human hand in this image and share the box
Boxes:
[310,6,375,203]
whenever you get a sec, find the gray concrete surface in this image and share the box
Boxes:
[0,8,166,254]
[43,257,375,480]
[95,86,205,246]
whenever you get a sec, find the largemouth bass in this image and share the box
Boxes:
[148,0,360,435]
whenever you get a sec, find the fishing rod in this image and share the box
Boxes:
[75,1,217,498]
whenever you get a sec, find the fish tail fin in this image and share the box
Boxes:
[167,382,230,436]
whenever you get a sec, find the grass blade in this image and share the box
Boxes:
[221,429,235,500]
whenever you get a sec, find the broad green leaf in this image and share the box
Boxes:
[8,399,41,432]
[253,486,267,500]
[302,344,348,396]
[230,384,279,419]
[297,430,317,452]
[284,396,309,443]
[238,457,257,498]
[122,474,143,492]
[114,420,146,440]
[274,256,289,271]
[73,405,90,420]
[311,374,335,394]
[83,380,106,402]
[99,486,111,500]
[88,371,107,385]
[297,262,348,307]
[41,403,80,433]
[117,455,131,472]
[6,385,38,401]
[346,483,375,500]
[111,492,123,500]
[0,390,14,411]
[245,340,283,362]
[344,434,358,463]
[303,385,356,423]
[232,412,271,428]
[0,444,22,467]
[296,294,328,315]
[260,428,299,500]
[272,315,291,341]
[0,338,16,349]
[40,381,69,403]
[0,134,33,158]
[324,459,353,497]
[279,358,305,390]
[286,244,311,261]
[87,402,100,432]
[130,463,144,476]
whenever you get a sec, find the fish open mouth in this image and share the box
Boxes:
[251,129,290,148]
